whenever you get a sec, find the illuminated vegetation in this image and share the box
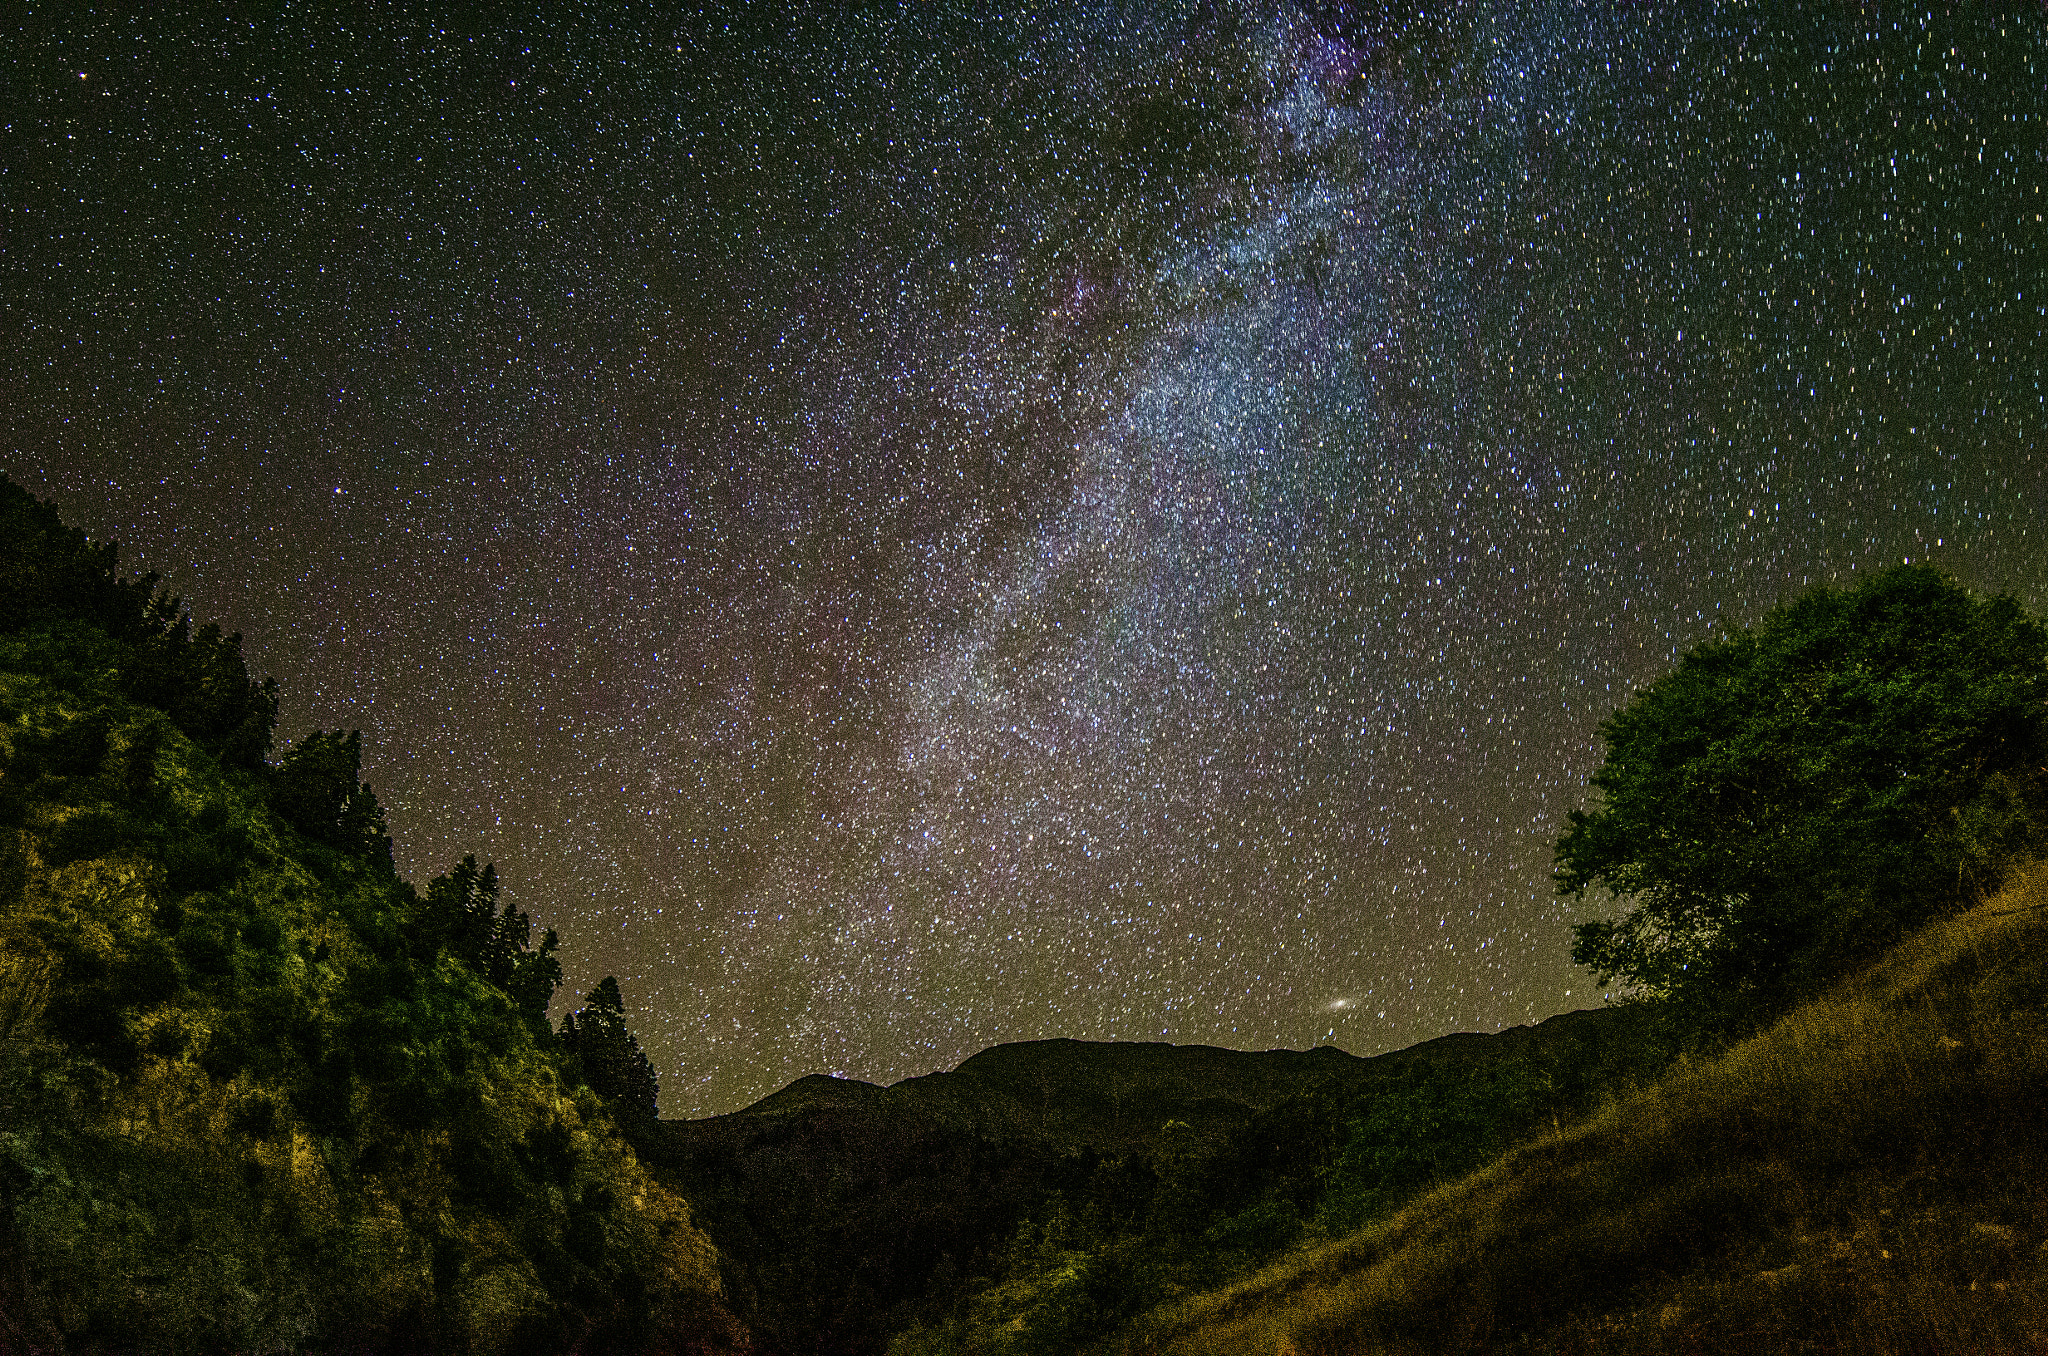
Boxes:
[9,482,2043,1355]
[0,475,742,1352]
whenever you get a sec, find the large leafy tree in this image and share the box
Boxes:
[1557,565,2048,1012]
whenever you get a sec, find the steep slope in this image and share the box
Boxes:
[1118,863,2048,1355]
[0,479,746,1354]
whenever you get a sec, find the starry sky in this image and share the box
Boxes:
[5,2,2043,1116]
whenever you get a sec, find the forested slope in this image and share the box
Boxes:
[0,476,745,1353]
[658,1008,1670,1356]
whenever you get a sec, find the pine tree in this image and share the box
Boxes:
[271,730,394,869]
[560,977,659,1131]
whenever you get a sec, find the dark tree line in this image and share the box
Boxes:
[0,476,278,769]
[272,729,395,870]
[420,852,564,1025]
[268,733,658,1126]
[560,976,662,1134]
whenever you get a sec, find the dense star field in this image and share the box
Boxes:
[5,3,2042,1116]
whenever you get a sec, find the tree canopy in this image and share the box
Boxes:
[272,728,396,869]
[1557,564,2048,1013]
[560,976,661,1135]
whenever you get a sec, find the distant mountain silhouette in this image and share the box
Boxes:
[650,1010,1636,1356]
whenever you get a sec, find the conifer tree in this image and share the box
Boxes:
[0,474,278,768]
[560,976,660,1130]
[271,729,394,869]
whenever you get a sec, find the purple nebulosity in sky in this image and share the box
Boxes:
[7,2,2043,1114]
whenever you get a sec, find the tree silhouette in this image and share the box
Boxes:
[560,977,660,1130]
[418,855,563,1026]
[272,730,394,869]
[1558,564,2048,1015]
[0,474,277,768]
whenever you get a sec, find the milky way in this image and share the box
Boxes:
[7,2,2043,1114]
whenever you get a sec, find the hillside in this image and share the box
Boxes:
[664,865,2048,1356]
[651,1007,1666,1356]
[0,477,745,1353]
[1062,863,2048,1355]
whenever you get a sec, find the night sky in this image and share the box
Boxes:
[6,2,2043,1116]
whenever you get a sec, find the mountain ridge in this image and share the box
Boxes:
[684,1009,1625,1133]
[649,1006,1647,1355]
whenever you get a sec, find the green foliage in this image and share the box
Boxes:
[271,729,394,870]
[887,1015,1677,1356]
[1558,565,2048,1014]
[0,476,278,769]
[1315,1061,1549,1235]
[420,853,563,1028]
[0,480,740,1355]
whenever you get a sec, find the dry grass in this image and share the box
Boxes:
[1131,863,2048,1356]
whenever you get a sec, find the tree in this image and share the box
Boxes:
[0,475,159,641]
[0,474,277,768]
[271,730,394,869]
[0,476,743,1352]
[418,855,561,1026]
[560,977,660,1131]
[424,854,503,975]
[1557,565,2048,1013]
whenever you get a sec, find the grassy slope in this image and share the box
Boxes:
[0,641,743,1353]
[1127,864,2048,1355]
